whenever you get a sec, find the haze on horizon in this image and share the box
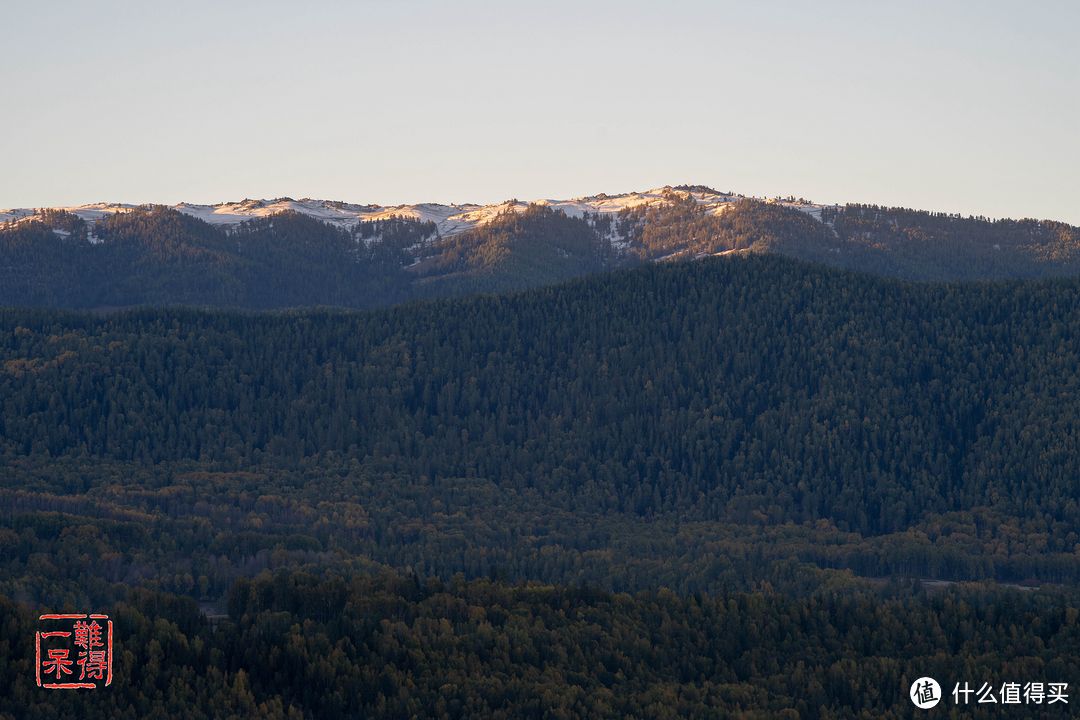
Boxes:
[3,0,1077,225]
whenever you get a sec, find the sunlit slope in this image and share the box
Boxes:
[0,186,752,237]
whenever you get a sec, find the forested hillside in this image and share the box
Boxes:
[0,204,612,311]
[5,253,1080,610]
[813,205,1080,281]
[0,207,423,309]
[4,192,1080,313]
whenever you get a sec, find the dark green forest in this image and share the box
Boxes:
[2,574,1077,719]
[5,241,1080,715]
[6,254,1080,592]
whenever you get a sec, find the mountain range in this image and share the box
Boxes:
[1,186,818,239]
[4,185,1080,311]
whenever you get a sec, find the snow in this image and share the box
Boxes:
[0,203,144,227]
[1,187,842,239]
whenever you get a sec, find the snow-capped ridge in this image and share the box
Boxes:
[1,187,839,238]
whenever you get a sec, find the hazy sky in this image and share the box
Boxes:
[3,0,1078,223]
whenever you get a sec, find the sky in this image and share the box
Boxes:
[3,0,1078,223]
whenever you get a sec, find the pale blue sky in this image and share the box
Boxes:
[3,1,1077,223]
